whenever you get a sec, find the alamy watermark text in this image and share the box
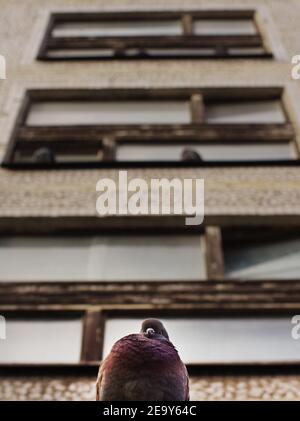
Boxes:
[96,171,204,226]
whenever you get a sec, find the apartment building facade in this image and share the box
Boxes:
[1,0,300,400]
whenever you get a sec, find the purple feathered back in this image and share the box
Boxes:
[96,333,189,401]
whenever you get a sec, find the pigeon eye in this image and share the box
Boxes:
[146,327,155,336]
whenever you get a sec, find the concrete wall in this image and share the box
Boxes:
[1,374,300,401]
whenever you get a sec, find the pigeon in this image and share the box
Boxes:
[96,319,189,401]
[32,147,56,164]
[181,148,203,162]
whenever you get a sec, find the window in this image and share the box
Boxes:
[52,20,182,38]
[103,316,300,364]
[116,143,293,162]
[205,100,285,124]
[38,10,272,60]
[3,87,295,168]
[25,100,191,126]
[223,229,300,280]
[193,19,256,36]
[0,224,299,377]
[0,311,102,365]
[0,234,205,282]
[1,225,299,284]
[0,316,83,364]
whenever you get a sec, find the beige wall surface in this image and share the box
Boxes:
[1,374,300,401]
[0,166,300,217]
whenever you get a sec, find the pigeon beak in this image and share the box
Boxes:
[145,328,155,338]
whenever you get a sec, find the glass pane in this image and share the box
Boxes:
[0,318,83,363]
[0,235,205,282]
[193,19,257,35]
[92,236,205,281]
[229,47,266,56]
[53,20,182,37]
[26,101,190,126]
[103,317,300,363]
[117,143,293,162]
[0,237,101,282]
[225,237,300,280]
[146,48,216,57]
[206,101,286,124]
[47,48,217,59]
[55,154,102,163]
[13,152,104,164]
[46,49,114,58]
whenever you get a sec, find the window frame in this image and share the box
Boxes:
[0,226,208,282]
[1,220,300,372]
[0,221,300,282]
[1,307,300,372]
[37,10,273,61]
[0,309,103,367]
[100,308,300,367]
[222,226,300,281]
[0,220,300,299]
[0,230,207,283]
[2,87,297,169]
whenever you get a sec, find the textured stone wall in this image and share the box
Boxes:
[1,375,300,401]
[1,166,300,217]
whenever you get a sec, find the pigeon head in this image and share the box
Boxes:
[181,148,203,162]
[140,319,169,341]
[33,147,56,164]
